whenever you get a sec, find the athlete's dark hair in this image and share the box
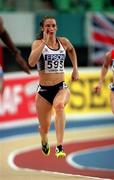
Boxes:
[36,16,55,40]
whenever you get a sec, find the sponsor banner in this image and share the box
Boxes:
[65,69,111,114]
[0,69,112,123]
[0,72,38,123]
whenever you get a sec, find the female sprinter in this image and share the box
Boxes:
[28,16,79,158]
[94,49,114,114]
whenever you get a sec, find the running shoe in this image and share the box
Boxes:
[42,142,50,156]
[55,145,66,158]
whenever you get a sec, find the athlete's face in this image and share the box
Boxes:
[43,19,57,36]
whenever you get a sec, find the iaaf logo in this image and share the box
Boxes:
[0,85,24,115]
[0,77,38,122]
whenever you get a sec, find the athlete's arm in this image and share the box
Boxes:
[99,52,110,85]
[28,28,50,67]
[28,40,46,67]
[0,17,20,56]
[0,17,4,34]
[0,17,30,74]
[94,51,111,93]
[60,37,79,81]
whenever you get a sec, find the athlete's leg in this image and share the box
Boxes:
[35,93,52,144]
[110,91,114,114]
[53,88,70,146]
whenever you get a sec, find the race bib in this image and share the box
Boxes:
[45,59,64,73]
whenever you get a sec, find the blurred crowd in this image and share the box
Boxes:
[0,0,114,13]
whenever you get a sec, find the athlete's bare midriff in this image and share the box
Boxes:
[38,70,65,86]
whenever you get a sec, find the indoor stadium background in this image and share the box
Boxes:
[0,1,114,180]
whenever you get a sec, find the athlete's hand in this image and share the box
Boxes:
[71,68,79,81]
[15,53,30,74]
[43,29,50,43]
[93,83,102,94]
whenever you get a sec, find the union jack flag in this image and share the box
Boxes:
[86,13,114,65]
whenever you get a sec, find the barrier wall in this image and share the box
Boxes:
[0,68,112,123]
[65,69,111,114]
[0,72,38,123]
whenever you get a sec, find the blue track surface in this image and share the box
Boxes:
[0,116,114,139]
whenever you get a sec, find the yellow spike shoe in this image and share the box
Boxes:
[55,145,66,158]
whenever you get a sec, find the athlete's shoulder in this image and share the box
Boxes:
[58,37,74,52]
[58,37,71,48]
[58,37,70,43]
[105,51,111,59]
[104,51,112,65]
[31,39,41,49]
[106,51,111,55]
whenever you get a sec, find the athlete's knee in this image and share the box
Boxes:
[54,102,64,112]
[39,124,50,134]
[111,109,114,114]
[110,103,114,114]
